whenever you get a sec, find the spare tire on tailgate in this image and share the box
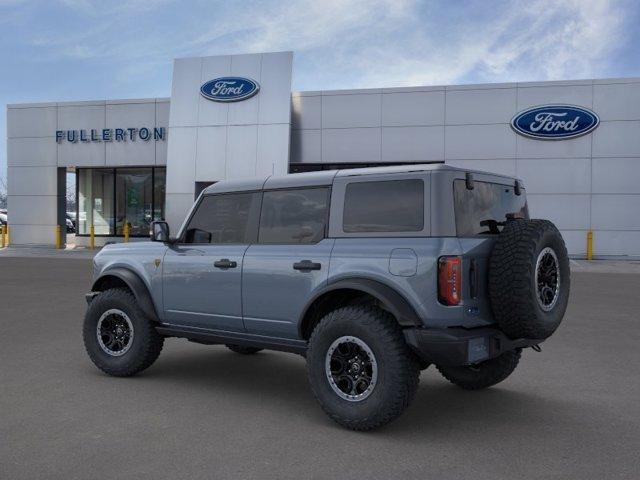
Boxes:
[488,219,570,340]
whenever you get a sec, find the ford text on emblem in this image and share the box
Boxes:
[511,105,599,140]
[200,77,260,102]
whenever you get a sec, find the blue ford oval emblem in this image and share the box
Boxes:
[511,105,599,140]
[200,77,259,102]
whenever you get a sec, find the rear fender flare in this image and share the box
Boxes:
[298,278,422,337]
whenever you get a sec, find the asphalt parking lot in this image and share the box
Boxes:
[1,256,639,479]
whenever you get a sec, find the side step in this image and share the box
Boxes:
[155,324,308,356]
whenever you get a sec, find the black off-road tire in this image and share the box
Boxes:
[489,219,570,340]
[226,344,263,355]
[436,349,521,390]
[83,288,164,377]
[307,305,420,431]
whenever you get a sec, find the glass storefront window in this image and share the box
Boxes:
[78,169,115,235]
[115,169,153,236]
[77,167,166,237]
[154,168,166,221]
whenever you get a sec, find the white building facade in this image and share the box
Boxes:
[6,51,640,257]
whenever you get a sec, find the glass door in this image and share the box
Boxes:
[115,169,153,236]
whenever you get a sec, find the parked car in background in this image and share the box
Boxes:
[66,216,75,233]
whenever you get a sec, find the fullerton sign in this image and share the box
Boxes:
[55,127,165,143]
[511,105,599,140]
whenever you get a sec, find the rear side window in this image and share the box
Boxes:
[453,180,528,236]
[343,179,424,233]
[259,188,329,244]
[184,193,260,244]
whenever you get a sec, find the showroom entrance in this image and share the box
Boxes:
[76,167,166,239]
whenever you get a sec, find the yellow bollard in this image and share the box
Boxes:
[1,225,5,248]
[90,224,95,250]
[123,221,130,243]
[6,225,9,246]
[587,230,594,261]
[55,225,62,249]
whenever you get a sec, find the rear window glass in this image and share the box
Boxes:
[343,179,424,233]
[453,180,528,236]
[258,188,329,244]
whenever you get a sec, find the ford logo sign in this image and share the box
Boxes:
[511,105,599,140]
[200,77,260,102]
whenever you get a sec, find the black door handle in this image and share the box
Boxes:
[293,260,321,271]
[214,258,237,269]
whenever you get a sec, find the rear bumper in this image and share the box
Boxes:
[403,326,541,367]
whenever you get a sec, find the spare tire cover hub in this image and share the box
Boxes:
[535,247,560,312]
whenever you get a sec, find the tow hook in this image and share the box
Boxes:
[531,344,542,352]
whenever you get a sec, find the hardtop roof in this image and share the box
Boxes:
[202,163,518,195]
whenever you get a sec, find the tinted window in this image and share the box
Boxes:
[259,188,329,244]
[343,179,424,233]
[454,180,529,236]
[115,168,152,236]
[77,167,165,237]
[184,193,259,244]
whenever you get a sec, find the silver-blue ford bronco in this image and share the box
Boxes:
[84,164,570,430]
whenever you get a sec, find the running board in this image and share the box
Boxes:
[155,325,308,356]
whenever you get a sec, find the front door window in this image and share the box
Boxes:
[162,192,261,332]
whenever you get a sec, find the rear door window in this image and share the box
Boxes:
[453,180,528,236]
[258,188,329,244]
[343,179,424,233]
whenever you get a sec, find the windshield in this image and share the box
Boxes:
[453,179,528,236]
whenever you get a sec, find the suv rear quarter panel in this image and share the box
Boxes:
[327,169,503,329]
[328,237,493,328]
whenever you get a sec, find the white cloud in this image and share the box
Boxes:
[343,0,627,87]
[188,0,628,88]
[17,0,632,88]
[479,0,625,81]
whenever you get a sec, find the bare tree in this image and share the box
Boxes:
[66,174,76,212]
[0,176,7,209]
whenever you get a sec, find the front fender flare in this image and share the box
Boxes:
[91,267,159,322]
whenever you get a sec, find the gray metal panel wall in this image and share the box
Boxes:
[165,52,293,230]
[291,78,640,258]
[6,98,169,246]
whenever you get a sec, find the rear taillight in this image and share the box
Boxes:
[438,256,462,306]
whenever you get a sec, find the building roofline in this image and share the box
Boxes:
[7,97,170,109]
[8,75,640,108]
[291,76,640,97]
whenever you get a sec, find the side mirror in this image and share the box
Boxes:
[514,179,523,196]
[150,221,170,242]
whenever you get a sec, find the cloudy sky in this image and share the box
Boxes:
[1,0,639,187]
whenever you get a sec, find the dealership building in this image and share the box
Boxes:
[6,51,640,257]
